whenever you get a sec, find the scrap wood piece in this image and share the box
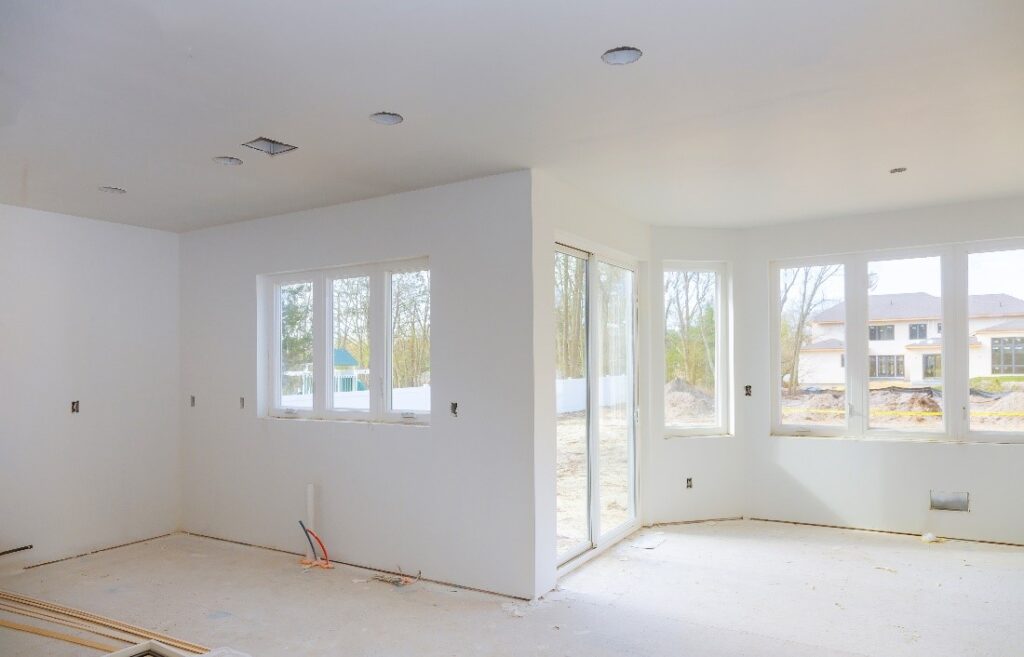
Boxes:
[0,617,119,652]
[0,601,137,645]
[0,590,209,654]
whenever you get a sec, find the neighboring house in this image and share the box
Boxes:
[800,293,1024,386]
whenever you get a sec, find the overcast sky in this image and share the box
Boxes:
[787,249,1024,309]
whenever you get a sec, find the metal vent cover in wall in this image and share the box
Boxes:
[930,490,969,512]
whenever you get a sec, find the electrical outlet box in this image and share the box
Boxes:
[686,477,693,489]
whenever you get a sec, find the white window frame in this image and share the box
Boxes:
[662,261,731,437]
[961,237,1024,444]
[770,255,853,439]
[264,257,430,424]
[772,240,1024,443]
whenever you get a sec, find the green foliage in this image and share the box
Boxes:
[281,282,313,394]
[970,375,1024,393]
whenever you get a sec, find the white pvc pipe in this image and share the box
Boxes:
[305,483,316,561]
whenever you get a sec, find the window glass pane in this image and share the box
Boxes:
[968,249,1024,433]
[391,270,431,412]
[867,256,943,431]
[555,251,589,558]
[279,281,314,409]
[332,276,370,411]
[597,262,635,536]
[664,270,718,428]
[779,264,846,426]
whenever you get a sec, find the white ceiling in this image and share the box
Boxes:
[2,1,1022,232]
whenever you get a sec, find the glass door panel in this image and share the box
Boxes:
[555,250,590,561]
[595,262,636,537]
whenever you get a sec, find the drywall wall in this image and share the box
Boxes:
[0,204,180,570]
[179,171,538,598]
[657,195,1024,544]
[531,171,651,594]
[646,227,747,526]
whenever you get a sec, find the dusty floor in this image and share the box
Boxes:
[2,520,1022,657]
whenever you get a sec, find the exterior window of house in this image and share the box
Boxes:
[775,263,846,430]
[991,338,1024,375]
[664,264,728,434]
[869,355,904,378]
[869,324,895,340]
[937,322,943,334]
[909,323,928,340]
[265,258,430,421]
[923,354,942,379]
[867,256,943,432]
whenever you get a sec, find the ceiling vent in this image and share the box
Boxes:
[241,137,297,156]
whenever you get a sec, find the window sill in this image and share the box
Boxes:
[664,431,734,440]
[262,415,430,428]
[771,432,1024,445]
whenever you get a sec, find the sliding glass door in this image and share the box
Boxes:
[555,246,636,565]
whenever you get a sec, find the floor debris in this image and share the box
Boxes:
[630,533,666,550]
[371,571,421,587]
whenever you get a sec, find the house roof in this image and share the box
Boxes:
[814,293,1024,323]
[975,318,1024,333]
[334,347,358,367]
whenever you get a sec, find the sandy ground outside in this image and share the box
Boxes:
[556,409,632,557]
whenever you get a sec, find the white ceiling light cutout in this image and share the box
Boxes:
[601,46,643,65]
[98,186,127,194]
[369,112,404,125]
[213,156,243,166]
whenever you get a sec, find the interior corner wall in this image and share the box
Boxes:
[646,227,747,525]
[178,171,538,598]
[0,204,181,571]
[530,171,651,595]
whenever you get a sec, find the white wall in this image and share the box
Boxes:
[647,227,748,526]
[653,196,1024,544]
[0,204,180,571]
[179,172,538,598]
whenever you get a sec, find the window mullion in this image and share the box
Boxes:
[312,272,328,416]
[368,269,385,420]
[944,247,968,439]
[845,256,868,437]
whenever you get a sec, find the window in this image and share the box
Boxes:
[869,324,895,340]
[266,258,430,421]
[869,355,904,378]
[775,242,1024,441]
[991,338,1024,374]
[867,256,942,432]
[775,262,846,430]
[969,247,1024,434]
[390,269,431,412]
[664,264,728,434]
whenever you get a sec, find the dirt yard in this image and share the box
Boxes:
[556,409,632,557]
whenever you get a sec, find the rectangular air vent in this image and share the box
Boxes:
[241,136,297,156]
[930,490,969,512]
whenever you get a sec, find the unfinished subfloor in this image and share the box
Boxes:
[1,520,1021,657]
